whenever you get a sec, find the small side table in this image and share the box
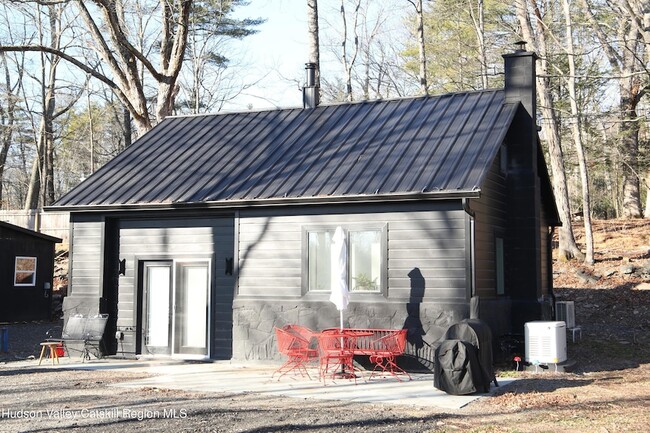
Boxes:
[38,342,61,366]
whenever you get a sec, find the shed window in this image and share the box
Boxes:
[15,256,37,286]
[307,227,384,294]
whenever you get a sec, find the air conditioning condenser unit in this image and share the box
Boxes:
[525,321,567,364]
[556,301,575,328]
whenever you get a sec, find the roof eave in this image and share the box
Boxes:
[0,220,63,243]
[45,190,481,213]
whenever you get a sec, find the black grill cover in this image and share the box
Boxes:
[434,319,497,395]
[443,319,496,386]
[434,340,490,395]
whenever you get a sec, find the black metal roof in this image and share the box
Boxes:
[53,90,518,210]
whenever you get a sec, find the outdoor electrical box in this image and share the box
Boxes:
[525,321,567,364]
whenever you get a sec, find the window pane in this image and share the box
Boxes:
[146,265,171,348]
[180,265,209,349]
[15,257,37,286]
[308,231,332,291]
[496,237,505,295]
[349,230,381,292]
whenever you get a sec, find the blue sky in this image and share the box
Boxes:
[226,0,411,111]
[226,0,318,111]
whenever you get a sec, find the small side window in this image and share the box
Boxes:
[15,256,37,286]
[500,144,508,175]
[495,238,505,295]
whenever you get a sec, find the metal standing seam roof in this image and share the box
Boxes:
[52,90,518,209]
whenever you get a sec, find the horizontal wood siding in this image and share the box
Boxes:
[117,218,235,357]
[472,155,507,298]
[68,220,103,298]
[237,202,467,302]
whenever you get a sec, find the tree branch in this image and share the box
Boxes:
[0,45,116,89]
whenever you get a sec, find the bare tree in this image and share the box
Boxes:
[179,1,263,114]
[340,0,361,101]
[24,3,61,209]
[517,0,585,260]
[561,0,594,263]
[308,0,321,89]
[1,0,192,135]
[468,0,488,89]
[407,0,428,94]
[0,51,19,208]
[580,0,646,218]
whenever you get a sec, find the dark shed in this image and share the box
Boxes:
[0,221,61,322]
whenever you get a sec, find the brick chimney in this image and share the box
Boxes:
[303,63,319,109]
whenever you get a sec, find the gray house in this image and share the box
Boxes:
[49,49,559,366]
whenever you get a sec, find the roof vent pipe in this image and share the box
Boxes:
[303,62,319,109]
[514,40,527,52]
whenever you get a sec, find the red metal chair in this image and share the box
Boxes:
[283,324,316,343]
[317,330,359,384]
[273,327,318,380]
[369,329,412,381]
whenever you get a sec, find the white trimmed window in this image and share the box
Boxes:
[14,256,37,286]
[307,227,384,294]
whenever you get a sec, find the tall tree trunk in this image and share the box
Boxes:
[619,81,643,218]
[25,4,59,210]
[307,0,320,89]
[581,0,644,218]
[468,0,488,89]
[340,0,360,102]
[413,0,428,94]
[518,0,584,260]
[562,0,594,264]
[0,52,17,208]
[123,105,132,149]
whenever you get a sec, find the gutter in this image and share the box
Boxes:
[45,189,481,213]
[462,198,477,300]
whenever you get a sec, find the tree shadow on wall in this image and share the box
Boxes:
[401,267,437,373]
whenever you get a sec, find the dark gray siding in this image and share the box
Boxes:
[468,153,514,337]
[237,203,467,301]
[233,202,469,363]
[471,152,507,298]
[63,217,104,316]
[117,218,235,357]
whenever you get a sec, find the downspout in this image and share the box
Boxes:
[463,198,478,319]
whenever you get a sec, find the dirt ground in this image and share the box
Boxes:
[1,219,649,433]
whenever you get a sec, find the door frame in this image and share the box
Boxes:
[137,257,212,360]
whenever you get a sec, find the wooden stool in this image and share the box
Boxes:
[38,342,61,366]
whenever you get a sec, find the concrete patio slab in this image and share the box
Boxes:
[81,360,513,410]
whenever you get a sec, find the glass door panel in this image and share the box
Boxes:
[174,262,209,357]
[143,262,172,355]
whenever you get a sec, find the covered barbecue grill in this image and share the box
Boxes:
[434,319,498,395]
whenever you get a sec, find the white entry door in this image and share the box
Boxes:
[142,260,210,359]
